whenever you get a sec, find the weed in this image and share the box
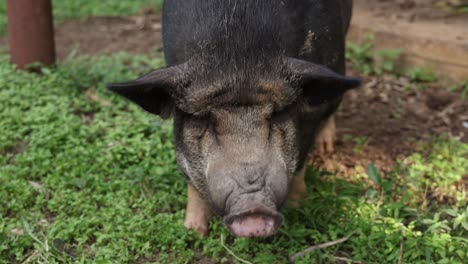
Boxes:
[0,3,5,36]
[460,80,468,99]
[408,67,438,83]
[374,49,404,76]
[436,1,468,14]
[346,35,374,76]
[346,34,403,76]
[342,135,370,153]
[401,136,467,208]
[346,36,442,85]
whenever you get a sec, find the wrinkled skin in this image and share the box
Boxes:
[107,0,360,237]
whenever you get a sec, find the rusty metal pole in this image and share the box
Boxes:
[6,0,56,70]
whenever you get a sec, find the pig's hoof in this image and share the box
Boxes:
[184,217,209,236]
[316,132,335,154]
[185,185,212,236]
[316,116,336,154]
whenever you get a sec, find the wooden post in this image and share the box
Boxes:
[6,0,56,70]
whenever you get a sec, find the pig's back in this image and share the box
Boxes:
[162,0,351,74]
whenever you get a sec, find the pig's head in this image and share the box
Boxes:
[107,56,360,237]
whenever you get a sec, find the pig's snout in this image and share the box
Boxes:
[224,205,283,237]
[206,150,289,237]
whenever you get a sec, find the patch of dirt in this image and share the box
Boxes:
[2,141,28,165]
[4,140,27,156]
[0,9,163,59]
[315,73,467,177]
[56,10,162,59]
[355,0,468,25]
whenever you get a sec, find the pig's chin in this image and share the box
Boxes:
[224,212,283,238]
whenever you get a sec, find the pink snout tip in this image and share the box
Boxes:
[225,212,283,237]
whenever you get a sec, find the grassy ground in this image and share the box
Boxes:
[0,0,163,35]
[1,1,467,263]
[0,49,466,263]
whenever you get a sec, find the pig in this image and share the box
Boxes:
[107,0,360,237]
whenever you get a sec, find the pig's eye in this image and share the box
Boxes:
[197,121,211,139]
[195,114,219,139]
[183,113,210,139]
[306,97,330,106]
[304,88,342,107]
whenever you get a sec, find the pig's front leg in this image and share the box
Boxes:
[287,166,308,207]
[316,115,336,153]
[185,185,212,236]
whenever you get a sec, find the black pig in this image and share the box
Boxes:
[108,0,360,237]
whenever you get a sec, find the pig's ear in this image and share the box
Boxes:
[285,57,361,104]
[106,64,188,119]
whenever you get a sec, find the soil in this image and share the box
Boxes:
[55,14,163,59]
[0,10,466,179]
[318,73,467,178]
[0,9,163,59]
[354,0,468,26]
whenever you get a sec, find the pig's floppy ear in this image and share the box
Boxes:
[285,57,361,105]
[106,64,188,119]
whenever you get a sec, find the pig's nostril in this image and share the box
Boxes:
[246,173,264,185]
[225,212,283,237]
[243,175,266,194]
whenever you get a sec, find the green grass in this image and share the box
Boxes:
[0,51,467,263]
[0,0,163,35]
[408,67,438,83]
[461,80,468,99]
[346,34,403,77]
[345,34,443,86]
[0,3,5,35]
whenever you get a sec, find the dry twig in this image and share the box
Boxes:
[398,229,405,264]
[334,256,363,264]
[220,235,253,264]
[289,231,356,263]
